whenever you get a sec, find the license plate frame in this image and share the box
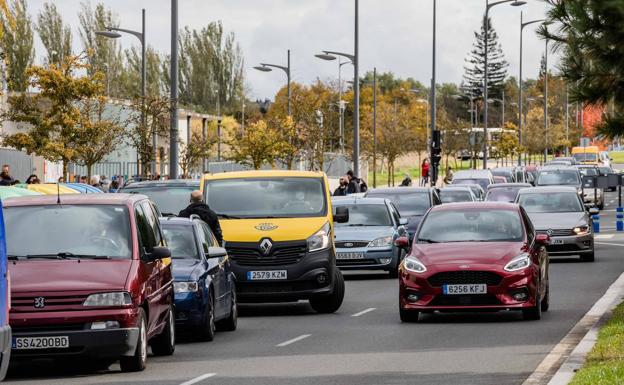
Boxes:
[442,284,487,295]
[246,270,288,280]
[551,239,565,245]
[12,336,69,350]
[336,252,365,260]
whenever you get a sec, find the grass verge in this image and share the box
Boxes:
[609,151,624,164]
[570,301,624,385]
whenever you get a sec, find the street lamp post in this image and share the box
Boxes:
[488,88,505,128]
[255,49,291,116]
[96,8,150,175]
[373,67,377,188]
[483,0,525,169]
[544,39,549,163]
[338,59,353,153]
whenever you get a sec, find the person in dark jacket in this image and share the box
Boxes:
[0,165,14,186]
[346,170,360,194]
[333,176,349,196]
[179,190,224,246]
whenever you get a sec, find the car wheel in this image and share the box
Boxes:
[400,308,420,323]
[120,309,147,372]
[151,305,175,356]
[580,250,595,262]
[523,286,542,321]
[388,250,404,279]
[216,288,238,332]
[197,293,216,342]
[309,269,345,314]
[541,281,550,312]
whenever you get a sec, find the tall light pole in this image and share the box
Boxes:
[255,49,291,116]
[338,58,353,153]
[354,0,360,177]
[565,85,569,156]
[544,39,549,163]
[373,67,377,188]
[170,0,179,179]
[518,11,544,166]
[96,8,149,175]
[488,89,505,128]
[431,0,438,184]
[483,0,526,169]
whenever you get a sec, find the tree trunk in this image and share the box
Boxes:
[87,164,93,181]
[62,160,69,182]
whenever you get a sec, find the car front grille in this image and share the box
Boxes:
[335,241,369,248]
[428,271,502,287]
[337,259,378,266]
[430,294,501,306]
[12,323,86,333]
[537,229,576,237]
[11,294,89,313]
[226,240,307,267]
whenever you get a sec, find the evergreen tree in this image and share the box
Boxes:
[1,0,33,92]
[36,2,72,65]
[121,45,162,97]
[462,16,508,100]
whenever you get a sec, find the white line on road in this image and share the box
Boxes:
[276,334,311,347]
[352,307,376,317]
[596,242,624,247]
[595,234,615,239]
[180,373,217,385]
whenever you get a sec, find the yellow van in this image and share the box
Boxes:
[572,146,600,165]
[200,170,348,313]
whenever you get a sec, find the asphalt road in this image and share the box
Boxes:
[5,190,624,385]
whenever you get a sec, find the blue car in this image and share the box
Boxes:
[0,201,9,380]
[332,197,409,278]
[160,216,237,341]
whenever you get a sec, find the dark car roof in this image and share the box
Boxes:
[3,193,146,207]
[487,183,532,190]
[366,187,432,195]
[332,197,388,205]
[431,202,519,211]
[517,186,578,194]
[121,179,200,189]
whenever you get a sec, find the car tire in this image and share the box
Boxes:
[151,305,175,356]
[541,281,550,312]
[580,250,595,262]
[197,293,216,342]
[523,287,542,321]
[400,308,420,323]
[388,252,401,279]
[120,309,147,372]
[216,288,238,332]
[309,269,345,314]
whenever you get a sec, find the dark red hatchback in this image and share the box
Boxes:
[398,202,550,322]
[4,194,175,372]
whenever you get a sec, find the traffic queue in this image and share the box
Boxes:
[0,148,618,379]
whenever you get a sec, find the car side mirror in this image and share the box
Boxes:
[334,206,349,223]
[535,234,550,245]
[394,236,409,249]
[144,246,171,262]
[207,246,227,259]
[399,218,408,226]
[589,207,600,215]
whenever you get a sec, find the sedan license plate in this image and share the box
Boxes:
[247,270,287,280]
[551,239,565,245]
[443,284,487,295]
[12,336,69,350]
[337,252,364,260]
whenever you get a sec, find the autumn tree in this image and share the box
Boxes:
[1,0,33,92]
[179,133,214,177]
[122,46,162,97]
[36,2,72,65]
[126,95,170,176]
[226,120,282,170]
[3,53,103,177]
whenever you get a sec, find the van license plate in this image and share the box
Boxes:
[337,252,364,260]
[13,336,69,350]
[247,270,287,280]
[443,284,487,295]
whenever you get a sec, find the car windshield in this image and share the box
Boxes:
[486,188,521,202]
[162,225,199,259]
[365,192,430,216]
[123,186,196,215]
[518,192,584,213]
[452,178,489,190]
[440,190,473,203]
[492,171,514,182]
[418,209,523,243]
[4,205,131,258]
[578,168,598,176]
[537,170,580,186]
[573,153,597,162]
[334,203,392,227]
[204,177,326,218]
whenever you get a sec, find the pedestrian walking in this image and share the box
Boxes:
[420,160,430,186]
[346,170,367,194]
[179,190,224,246]
[333,176,349,196]
[443,166,454,185]
[400,174,412,187]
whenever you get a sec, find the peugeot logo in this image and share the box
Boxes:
[344,242,354,248]
[255,223,278,231]
[34,297,45,309]
[459,265,470,270]
[547,229,554,236]
[259,239,273,255]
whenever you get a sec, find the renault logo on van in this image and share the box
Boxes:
[255,223,278,231]
[34,297,45,309]
[259,239,273,255]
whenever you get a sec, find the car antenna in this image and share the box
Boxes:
[56,182,61,204]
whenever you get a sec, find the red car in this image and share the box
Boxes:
[4,194,175,372]
[397,202,550,322]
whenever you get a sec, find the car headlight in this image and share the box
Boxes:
[403,256,427,273]
[573,226,590,235]
[174,281,199,294]
[369,235,393,248]
[504,253,531,272]
[83,292,132,307]
[307,222,331,252]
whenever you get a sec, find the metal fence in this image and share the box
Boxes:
[0,148,33,181]
[71,162,138,179]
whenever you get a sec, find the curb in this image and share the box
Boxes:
[522,270,624,385]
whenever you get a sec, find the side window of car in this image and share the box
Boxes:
[521,209,535,244]
[141,201,163,247]
[388,203,400,225]
[201,223,216,248]
[135,204,156,253]
[194,223,208,253]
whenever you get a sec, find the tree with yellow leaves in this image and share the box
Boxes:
[226,120,282,170]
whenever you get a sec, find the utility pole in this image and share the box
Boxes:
[169,0,179,179]
[373,67,377,188]
[430,0,440,185]
[544,39,549,163]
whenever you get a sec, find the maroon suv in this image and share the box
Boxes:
[4,194,175,372]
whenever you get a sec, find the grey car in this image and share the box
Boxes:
[439,186,477,203]
[332,197,408,278]
[516,186,598,262]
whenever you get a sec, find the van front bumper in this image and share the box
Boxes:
[0,325,10,380]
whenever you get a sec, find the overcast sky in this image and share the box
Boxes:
[28,0,556,100]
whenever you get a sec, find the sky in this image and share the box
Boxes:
[27,0,556,101]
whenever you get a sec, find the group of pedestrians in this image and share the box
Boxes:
[333,170,368,196]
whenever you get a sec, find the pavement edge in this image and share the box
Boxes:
[522,270,624,385]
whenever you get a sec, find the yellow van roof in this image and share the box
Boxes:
[202,170,326,181]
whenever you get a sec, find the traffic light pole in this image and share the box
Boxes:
[430,0,439,185]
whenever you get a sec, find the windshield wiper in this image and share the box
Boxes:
[21,253,76,260]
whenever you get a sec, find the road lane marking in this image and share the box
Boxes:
[276,334,311,347]
[596,242,624,247]
[352,307,376,317]
[595,234,615,239]
[180,373,217,385]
